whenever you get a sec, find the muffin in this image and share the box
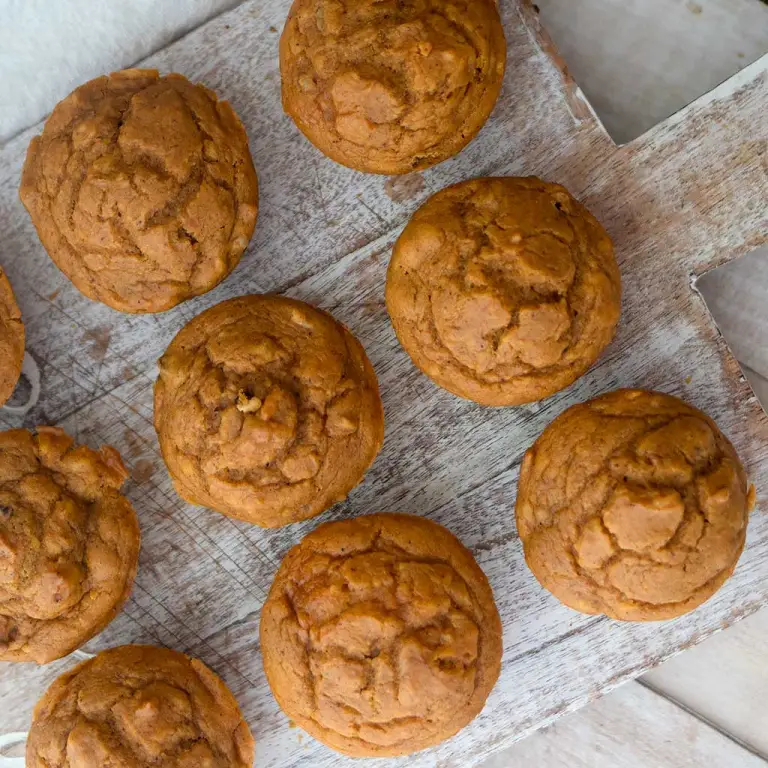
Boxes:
[261,513,502,756]
[154,295,384,527]
[516,389,755,621]
[386,177,621,405]
[0,267,24,406]
[280,0,507,174]
[26,644,254,767]
[20,69,258,313]
[0,427,140,663]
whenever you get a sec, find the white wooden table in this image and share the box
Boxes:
[0,1,767,766]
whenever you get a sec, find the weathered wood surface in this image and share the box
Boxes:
[0,0,767,765]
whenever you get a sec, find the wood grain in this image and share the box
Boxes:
[0,1,766,765]
[479,680,767,768]
[643,608,768,758]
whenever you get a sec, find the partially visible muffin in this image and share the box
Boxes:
[0,427,140,663]
[20,68,258,313]
[26,644,254,767]
[261,513,502,756]
[0,267,24,406]
[386,177,621,405]
[280,0,507,174]
[154,295,384,527]
[516,389,755,621]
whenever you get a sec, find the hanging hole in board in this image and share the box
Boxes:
[0,732,27,767]
[695,245,768,414]
[2,353,40,417]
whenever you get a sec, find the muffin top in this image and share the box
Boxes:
[260,513,502,756]
[20,68,258,313]
[280,0,507,174]
[26,644,254,767]
[0,428,140,663]
[154,295,384,527]
[386,177,622,405]
[0,267,24,406]
[516,389,755,621]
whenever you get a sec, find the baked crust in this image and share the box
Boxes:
[516,389,755,621]
[154,295,384,527]
[261,512,502,756]
[26,644,254,767]
[0,427,140,663]
[386,177,621,405]
[20,69,258,313]
[280,0,507,174]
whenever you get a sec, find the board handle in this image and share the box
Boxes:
[0,732,27,767]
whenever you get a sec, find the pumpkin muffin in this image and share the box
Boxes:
[261,513,502,756]
[386,177,621,405]
[280,0,507,174]
[26,644,254,767]
[516,389,755,621]
[0,427,140,663]
[154,295,384,527]
[0,267,24,406]
[20,68,258,313]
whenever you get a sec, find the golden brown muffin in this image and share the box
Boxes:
[154,295,384,527]
[386,177,622,405]
[280,0,507,174]
[261,513,502,756]
[516,389,756,621]
[0,267,24,406]
[26,644,254,767]
[0,427,140,663]
[20,68,258,313]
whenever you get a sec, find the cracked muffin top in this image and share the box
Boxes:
[20,69,258,313]
[280,0,507,174]
[26,644,254,767]
[260,513,502,756]
[154,295,384,527]
[386,177,622,405]
[516,389,755,621]
[0,427,140,663]
[0,267,24,406]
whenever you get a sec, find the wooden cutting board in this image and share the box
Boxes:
[0,1,766,765]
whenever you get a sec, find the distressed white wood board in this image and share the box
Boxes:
[0,1,767,766]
